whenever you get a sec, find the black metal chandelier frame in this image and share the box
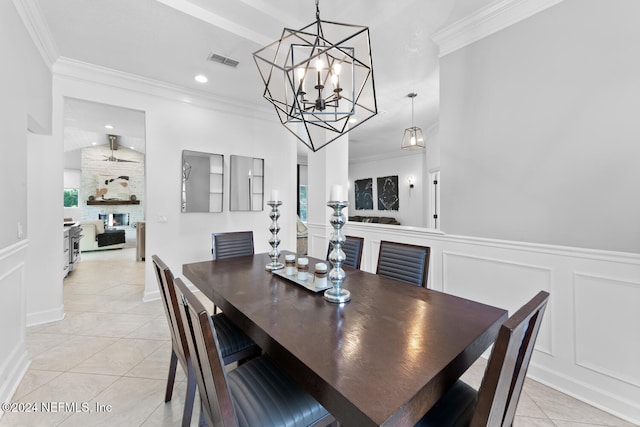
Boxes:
[253,0,377,152]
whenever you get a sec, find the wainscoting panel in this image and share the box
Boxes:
[574,273,640,387]
[443,251,553,355]
[343,222,640,424]
[0,240,30,413]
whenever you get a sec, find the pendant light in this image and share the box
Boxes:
[401,93,425,150]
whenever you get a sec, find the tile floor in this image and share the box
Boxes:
[0,247,636,426]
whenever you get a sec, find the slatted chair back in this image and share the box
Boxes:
[152,255,190,367]
[471,291,550,427]
[327,235,365,269]
[152,255,197,426]
[174,277,237,427]
[376,241,430,287]
[212,231,254,260]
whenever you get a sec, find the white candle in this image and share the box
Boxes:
[270,189,280,202]
[330,184,345,201]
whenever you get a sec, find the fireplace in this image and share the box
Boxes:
[99,213,130,227]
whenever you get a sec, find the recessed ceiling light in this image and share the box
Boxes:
[130,146,135,150]
[194,74,208,83]
[92,142,97,145]
[349,117,358,123]
[104,124,113,129]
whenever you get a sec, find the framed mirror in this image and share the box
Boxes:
[181,150,224,213]
[230,155,264,211]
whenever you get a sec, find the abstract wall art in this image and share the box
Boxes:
[377,175,399,210]
[354,178,373,210]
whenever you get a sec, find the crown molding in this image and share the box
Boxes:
[53,57,273,121]
[12,0,59,68]
[432,0,564,57]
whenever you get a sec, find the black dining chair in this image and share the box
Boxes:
[152,255,261,427]
[415,291,550,427]
[376,241,430,287]
[212,231,254,260]
[173,276,335,427]
[211,231,254,313]
[326,235,365,269]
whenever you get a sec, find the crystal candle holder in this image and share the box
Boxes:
[265,200,284,271]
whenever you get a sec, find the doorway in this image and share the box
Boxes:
[62,98,146,265]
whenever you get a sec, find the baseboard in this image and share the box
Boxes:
[527,362,640,425]
[142,288,160,303]
[0,341,30,418]
[26,305,64,327]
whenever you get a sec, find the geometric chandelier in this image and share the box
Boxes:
[253,0,377,152]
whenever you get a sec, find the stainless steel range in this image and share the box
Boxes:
[65,222,82,273]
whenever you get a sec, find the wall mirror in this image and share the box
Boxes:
[230,155,264,211]
[181,150,224,213]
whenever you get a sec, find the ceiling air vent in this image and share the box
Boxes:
[207,52,239,68]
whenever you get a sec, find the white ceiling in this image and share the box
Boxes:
[39,0,491,160]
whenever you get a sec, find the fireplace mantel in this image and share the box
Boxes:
[86,200,140,206]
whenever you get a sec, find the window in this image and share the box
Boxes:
[64,188,79,208]
[299,185,307,222]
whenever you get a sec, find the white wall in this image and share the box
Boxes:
[349,153,426,227]
[53,61,299,301]
[440,0,640,253]
[26,132,64,326]
[0,0,52,413]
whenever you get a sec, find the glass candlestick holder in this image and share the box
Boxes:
[265,200,284,271]
[324,200,351,303]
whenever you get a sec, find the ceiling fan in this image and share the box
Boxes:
[102,134,139,163]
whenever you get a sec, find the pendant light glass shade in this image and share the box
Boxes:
[401,93,425,150]
[401,126,425,150]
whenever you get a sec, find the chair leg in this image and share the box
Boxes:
[182,366,197,427]
[165,349,178,402]
[198,401,208,427]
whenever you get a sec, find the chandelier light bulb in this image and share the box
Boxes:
[332,62,341,75]
[315,58,324,71]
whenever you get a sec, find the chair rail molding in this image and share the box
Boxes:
[432,0,565,57]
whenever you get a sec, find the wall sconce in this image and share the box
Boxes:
[407,176,415,189]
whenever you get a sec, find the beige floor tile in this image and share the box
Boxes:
[124,343,186,382]
[141,380,201,427]
[25,332,74,358]
[126,316,171,341]
[514,416,557,426]
[58,377,165,427]
[1,372,119,426]
[524,380,636,426]
[124,299,165,316]
[516,391,547,418]
[10,369,62,400]
[70,338,165,376]
[30,335,117,371]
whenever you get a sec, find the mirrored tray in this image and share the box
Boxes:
[272,269,332,293]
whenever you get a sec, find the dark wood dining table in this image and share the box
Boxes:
[183,251,507,427]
